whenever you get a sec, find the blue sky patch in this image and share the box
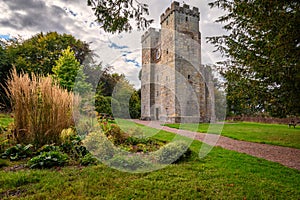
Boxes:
[125,58,141,67]
[0,34,10,40]
[121,50,133,57]
[109,41,129,49]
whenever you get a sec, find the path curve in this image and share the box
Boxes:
[132,120,300,171]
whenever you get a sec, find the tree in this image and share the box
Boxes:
[97,66,126,96]
[0,32,91,109]
[208,0,300,117]
[52,46,91,94]
[87,0,153,33]
[0,42,10,109]
[94,70,141,119]
[4,32,90,76]
[129,90,141,119]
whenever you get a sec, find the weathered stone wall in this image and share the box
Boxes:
[141,28,160,120]
[141,1,215,123]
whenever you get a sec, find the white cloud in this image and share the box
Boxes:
[0,0,226,88]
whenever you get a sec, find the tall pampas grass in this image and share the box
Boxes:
[5,68,78,147]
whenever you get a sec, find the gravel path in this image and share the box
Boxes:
[133,120,300,171]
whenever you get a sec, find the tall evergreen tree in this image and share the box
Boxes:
[208,0,300,117]
[52,46,91,94]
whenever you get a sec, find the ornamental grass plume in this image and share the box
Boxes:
[5,68,78,147]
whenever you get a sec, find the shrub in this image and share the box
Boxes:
[95,95,113,116]
[83,131,117,161]
[107,125,129,145]
[60,128,76,142]
[123,136,166,153]
[5,68,78,147]
[129,90,141,119]
[100,123,129,145]
[108,155,149,171]
[125,136,146,146]
[79,153,98,166]
[153,141,192,164]
[60,134,89,159]
[1,144,33,161]
[36,144,60,154]
[27,151,69,169]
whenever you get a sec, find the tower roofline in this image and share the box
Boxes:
[141,28,160,43]
[160,1,200,24]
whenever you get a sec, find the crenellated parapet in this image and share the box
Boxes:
[141,1,213,123]
[141,28,160,44]
[160,1,199,24]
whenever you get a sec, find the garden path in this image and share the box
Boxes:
[132,120,300,171]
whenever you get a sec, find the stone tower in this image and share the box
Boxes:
[141,1,215,123]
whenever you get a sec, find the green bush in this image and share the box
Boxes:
[79,153,98,166]
[1,144,33,161]
[129,90,141,119]
[104,124,129,145]
[60,135,88,159]
[95,95,113,116]
[28,151,69,169]
[36,144,60,154]
[123,137,165,153]
[108,155,149,171]
[83,131,117,161]
[153,141,192,164]
[125,136,149,145]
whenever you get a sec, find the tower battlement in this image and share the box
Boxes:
[160,1,199,24]
[141,28,160,43]
[141,2,214,123]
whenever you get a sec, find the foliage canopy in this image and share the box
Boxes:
[0,32,91,109]
[87,0,153,33]
[208,0,300,117]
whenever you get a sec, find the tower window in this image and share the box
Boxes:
[188,75,191,79]
[186,16,188,22]
[166,20,168,25]
[166,49,169,54]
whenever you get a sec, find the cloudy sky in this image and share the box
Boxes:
[0,0,226,88]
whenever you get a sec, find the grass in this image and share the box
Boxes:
[0,113,13,128]
[164,122,300,149]
[0,120,300,199]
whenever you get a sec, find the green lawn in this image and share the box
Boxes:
[1,120,300,199]
[0,113,13,128]
[164,122,300,149]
